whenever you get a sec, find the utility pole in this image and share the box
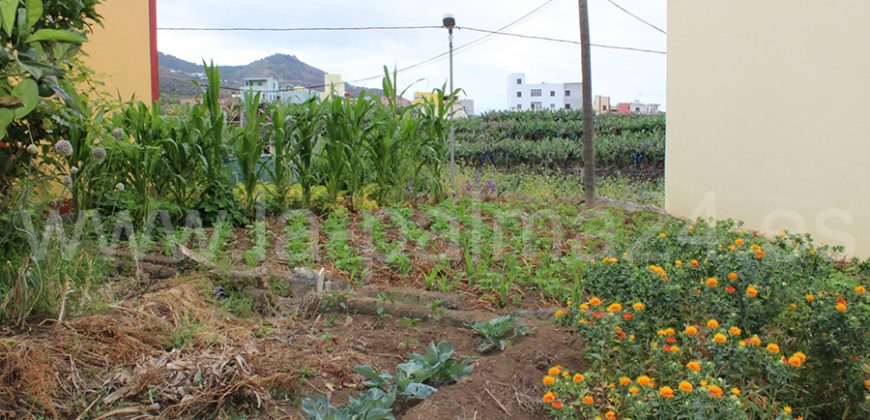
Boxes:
[578,0,595,204]
[443,13,457,194]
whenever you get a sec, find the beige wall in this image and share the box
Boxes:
[83,0,155,104]
[666,0,870,257]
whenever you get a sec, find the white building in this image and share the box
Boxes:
[243,77,280,102]
[460,99,475,117]
[507,73,582,111]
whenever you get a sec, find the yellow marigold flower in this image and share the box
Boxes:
[706,277,719,288]
[582,395,594,405]
[679,381,694,393]
[728,326,741,337]
[731,387,741,396]
[713,333,728,344]
[700,380,708,387]
[739,340,746,348]
[735,238,744,246]
[836,302,847,312]
[589,297,602,306]
[708,385,723,398]
[607,303,623,313]
[665,328,676,336]
[543,391,555,403]
[790,303,798,309]
[619,376,631,386]
[792,351,807,362]
[554,309,565,318]
[707,319,719,329]
[675,260,684,266]
[605,411,616,420]
[728,245,736,251]
[578,319,587,325]
[548,366,562,375]
[562,371,570,378]
[658,232,667,238]
[543,375,556,385]
[573,373,585,383]
[727,272,738,281]
[766,343,780,354]
[670,345,680,353]
[748,335,761,346]
[784,406,792,414]
[685,325,699,336]
[686,361,701,372]
[636,375,652,387]
[805,294,814,302]
[856,285,866,295]
[746,285,758,298]
[688,225,695,232]
[788,356,802,368]
[864,378,870,391]
[659,386,675,398]
[579,304,590,310]
[632,302,645,311]
[628,386,640,395]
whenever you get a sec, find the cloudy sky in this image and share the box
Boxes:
[157,0,667,112]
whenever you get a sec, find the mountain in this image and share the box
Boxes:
[158,52,383,98]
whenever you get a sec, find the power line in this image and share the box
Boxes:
[604,0,666,35]
[157,25,443,31]
[460,27,666,54]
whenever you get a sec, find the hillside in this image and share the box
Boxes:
[158,52,383,98]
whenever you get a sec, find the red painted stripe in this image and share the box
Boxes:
[149,0,159,102]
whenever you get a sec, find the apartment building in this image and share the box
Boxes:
[506,73,582,111]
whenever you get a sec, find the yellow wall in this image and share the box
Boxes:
[83,0,154,104]
[666,0,870,257]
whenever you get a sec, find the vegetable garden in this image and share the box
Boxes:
[1,1,867,419]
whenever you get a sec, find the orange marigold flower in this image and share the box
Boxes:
[725,284,736,293]
[856,285,866,295]
[735,238,744,246]
[685,325,699,336]
[713,333,728,344]
[766,343,780,354]
[665,328,676,336]
[805,294,814,302]
[543,375,556,385]
[619,376,631,386]
[788,356,802,368]
[589,297,602,306]
[582,395,594,405]
[755,251,765,259]
[784,406,792,414]
[658,233,667,238]
[731,387,741,396]
[686,361,701,372]
[628,386,640,395]
[679,381,694,392]
[554,309,565,318]
[739,340,746,347]
[728,326,741,336]
[622,312,633,321]
[746,285,758,298]
[548,366,562,376]
[579,304,590,310]
[573,373,585,383]
[659,386,675,398]
[864,378,870,391]
[727,272,738,281]
[543,392,555,403]
[605,411,616,420]
[690,259,699,267]
[636,375,653,387]
[700,380,708,386]
[632,302,645,311]
[728,245,736,251]
[706,277,719,288]
[836,300,847,312]
[666,336,676,343]
[670,345,680,353]
[707,319,720,329]
[792,352,807,362]
[748,336,761,346]
[552,400,563,409]
[675,260,684,266]
[708,385,723,398]
[607,303,623,313]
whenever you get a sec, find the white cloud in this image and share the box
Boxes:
[158,0,667,112]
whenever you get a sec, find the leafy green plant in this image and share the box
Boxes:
[469,315,533,353]
[233,91,267,220]
[301,388,396,420]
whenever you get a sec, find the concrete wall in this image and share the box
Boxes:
[666,0,870,257]
[83,0,157,104]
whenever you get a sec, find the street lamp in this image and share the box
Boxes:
[442,13,456,194]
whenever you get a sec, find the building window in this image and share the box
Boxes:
[531,102,542,110]
[531,89,542,97]
[550,91,555,97]
[550,104,556,110]
[565,90,571,97]
[516,91,522,98]
[516,104,522,110]
[516,78,522,85]
[565,104,571,109]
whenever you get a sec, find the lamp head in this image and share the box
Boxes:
[442,14,456,30]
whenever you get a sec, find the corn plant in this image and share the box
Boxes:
[287,98,324,209]
[233,91,267,219]
[322,93,375,209]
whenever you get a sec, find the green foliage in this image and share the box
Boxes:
[301,388,396,420]
[233,92,267,218]
[469,315,533,353]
